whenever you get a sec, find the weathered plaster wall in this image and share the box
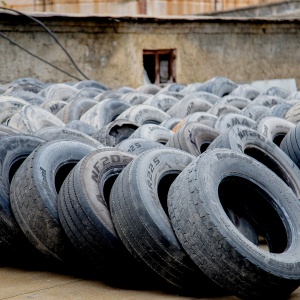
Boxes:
[1,14,300,88]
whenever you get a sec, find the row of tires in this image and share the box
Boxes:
[1,77,300,299]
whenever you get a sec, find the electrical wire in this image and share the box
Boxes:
[0,6,90,80]
[0,31,83,81]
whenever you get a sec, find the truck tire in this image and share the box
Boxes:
[208,125,300,198]
[110,148,219,292]
[168,148,300,299]
[58,149,143,279]
[10,140,96,261]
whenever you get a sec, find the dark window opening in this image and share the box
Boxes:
[143,49,176,85]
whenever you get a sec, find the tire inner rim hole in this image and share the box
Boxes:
[55,162,77,193]
[9,157,27,184]
[219,176,288,253]
[103,174,119,208]
[273,133,286,147]
[200,142,210,153]
[244,146,288,186]
[157,172,179,217]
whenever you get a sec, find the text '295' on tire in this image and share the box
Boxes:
[10,140,96,262]
[168,148,300,299]
[110,147,221,293]
[58,148,150,282]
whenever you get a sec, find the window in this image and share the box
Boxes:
[143,49,176,85]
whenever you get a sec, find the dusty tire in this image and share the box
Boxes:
[159,118,182,130]
[144,94,179,112]
[217,96,252,109]
[166,122,219,156]
[110,147,219,291]
[214,113,256,133]
[120,92,151,105]
[80,99,131,129]
[92,119,138,147]
[65,120,98,136]
[0,124,20,136]
[280,123,300,169]
[255,117,295,146]
[207,103,240,117]
[241,104,271,121]
[129,124,174,144]
[58,148,142,277]
[10,140,96,261]
[229,84,261,100]
[116,138,166,155]
[0,97,28,123]
[172,112,217,133]
[166,96,212,118]
[0,134,45,250]
[168,148,300,299]
[34,126,103,148]
[208,125,300,198]
[116,104,170,126]
[265,86,290,99]
[40,100,67,115]
[56,98,98,123]
[197,77,238,97]
[285,102,300,124]
[40,83,78,101]
[8,105,65,134]
[252,95,285,107]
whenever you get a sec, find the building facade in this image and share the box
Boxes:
[5,0,284,16]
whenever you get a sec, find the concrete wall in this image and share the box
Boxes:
[1,13,300,89]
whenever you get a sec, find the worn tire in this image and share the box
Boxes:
[241,104,271,121]
[34,126,103,148]
[144,94,179,112]
[58,148,142,277]
[166,96,212,118]
[92,119,138,147]
[280,123,300,170]
[255,117,295,146]
[172,112,217,133]
[116,138,166,155]
[129,124,174,144]
[208,125,300,198]
[110,147,219,291]
[8,105,65,134]
[0,134,45,250]
[10,140,96,261]
[214,113,256,133]
[207,103,240,117]
[120,92,151,105]
[168,148,300,299]
[229,84,261,100]
[40,100,67,115]
[80,99,131,129]
[116,104,170,126]
[166,122,219,155]
[65,120,98,136]
[56,98,98,123]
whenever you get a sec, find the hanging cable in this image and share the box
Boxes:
[0,6,90,80]
[0,31,83,81]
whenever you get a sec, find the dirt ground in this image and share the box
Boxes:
[1,263,300,300]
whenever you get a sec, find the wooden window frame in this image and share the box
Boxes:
[143,49,176,85]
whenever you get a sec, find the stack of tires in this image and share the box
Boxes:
[1,76,300,299]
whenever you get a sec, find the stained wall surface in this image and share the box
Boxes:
[0,14,300,88]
